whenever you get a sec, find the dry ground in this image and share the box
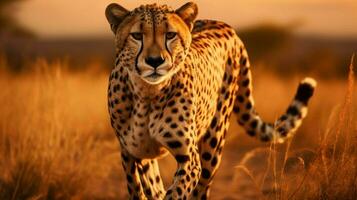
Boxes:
[0,59,356,200]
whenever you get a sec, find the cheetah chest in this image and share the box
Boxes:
[120,101,168,159]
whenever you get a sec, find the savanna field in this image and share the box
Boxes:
[0,55,356,200]
[0,0,357,199]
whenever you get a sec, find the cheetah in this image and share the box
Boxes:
[105,2,316,200]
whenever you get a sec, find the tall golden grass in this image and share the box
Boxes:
[0,57,355,199]
[225,56,356,200]
[0,59,126,199]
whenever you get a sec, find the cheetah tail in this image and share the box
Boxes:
[233,56,316,143]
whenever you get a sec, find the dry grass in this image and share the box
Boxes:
[222,56,357,200]
[0,57,356,200]
[0,59,125,199]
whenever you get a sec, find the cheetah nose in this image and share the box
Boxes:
[145,56,165,68]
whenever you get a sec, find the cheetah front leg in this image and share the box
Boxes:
[159,134,201,200]
[167,146,201,200]
[153,111,202,199]
[120,149,147,200]
[137,159,165,199]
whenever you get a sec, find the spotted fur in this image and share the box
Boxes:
[105,2,316,199]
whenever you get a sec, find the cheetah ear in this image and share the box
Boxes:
[105,3,129,33]
[175,2,198,31]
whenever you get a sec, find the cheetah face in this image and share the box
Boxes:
[106,2,198,84]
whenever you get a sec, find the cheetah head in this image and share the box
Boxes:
[106,2,198,85]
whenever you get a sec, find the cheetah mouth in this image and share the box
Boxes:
[146,72,162,79]
[141,71,167,84]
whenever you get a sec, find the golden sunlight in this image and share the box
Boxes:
[17,0,357,38]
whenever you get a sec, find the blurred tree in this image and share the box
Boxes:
[0,0,33,37]
[236,23,294,62]
[0,0,34,72]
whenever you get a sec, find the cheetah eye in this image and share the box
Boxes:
[130,32,143,40]
[166,32,177,40]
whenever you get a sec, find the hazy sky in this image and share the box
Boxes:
[16,0,357,38]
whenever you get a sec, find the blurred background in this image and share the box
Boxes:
[0,0,356,200]
[1,0,356,76]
